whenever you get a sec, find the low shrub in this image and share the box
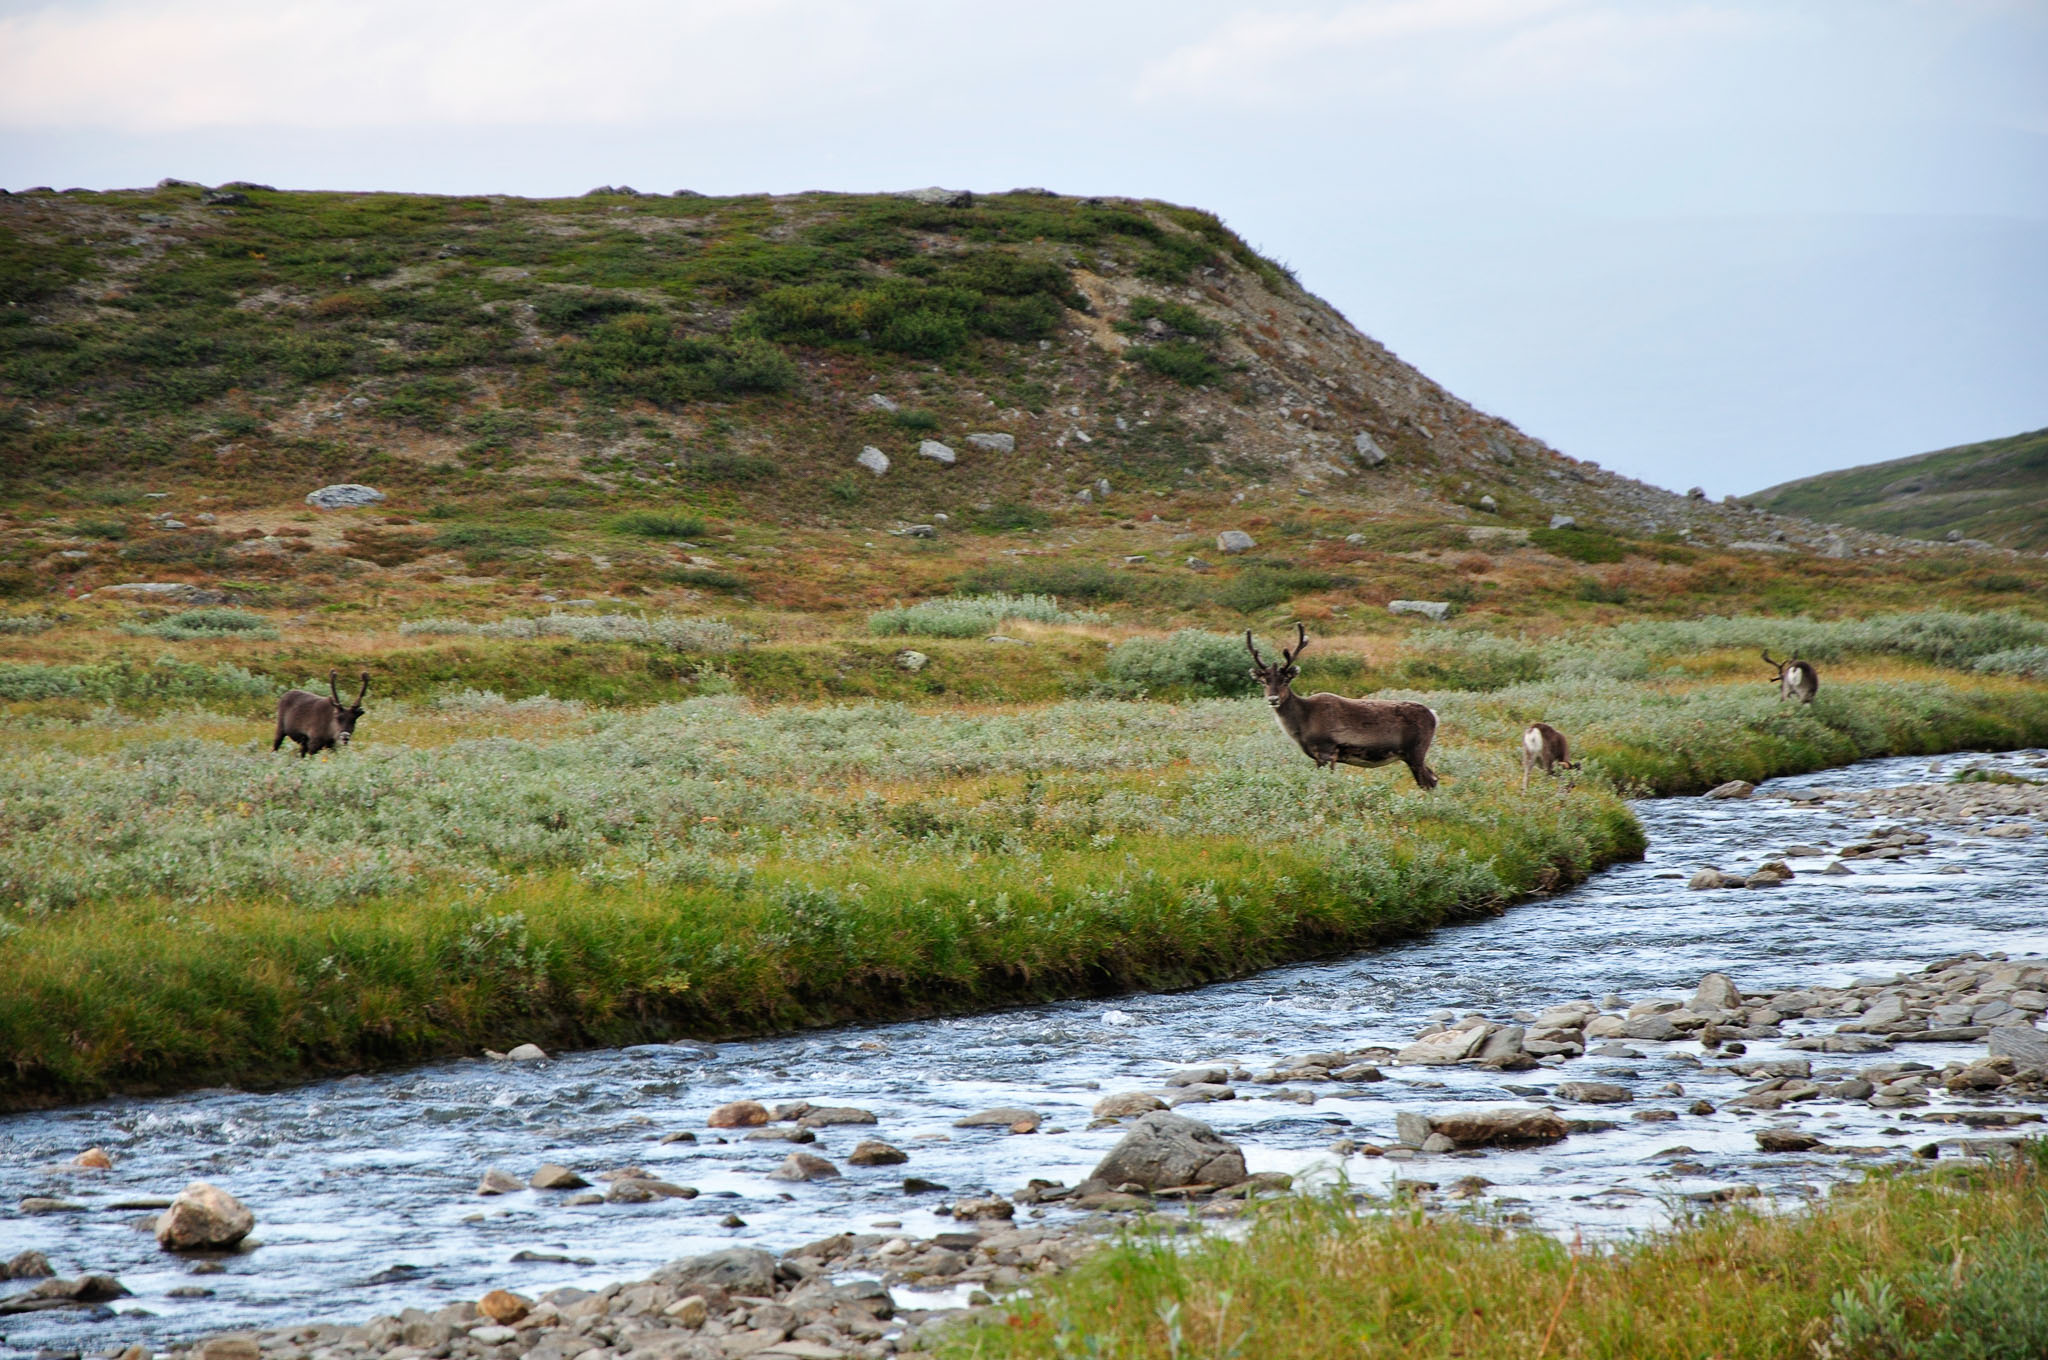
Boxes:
[1530,527,1628,563]
[0,615,52,636]
[120,608,279,641]
[1398,631,1547,691]
[1101,629,1253,697]
[867,593,1098,638]
[398,612,747,651]
[1216,567,1338,614]
[1974,645,2048,678]
[611,510,707,538]
[1128,340,1222,387]
[958,562,1129,603]
[0,658,276,704]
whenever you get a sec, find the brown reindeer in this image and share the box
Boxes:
[1520,721,1580,790]
[274,670,369,757]
[1761,650,1819,704]
[1247,625,1439,788]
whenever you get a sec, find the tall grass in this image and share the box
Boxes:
[945,1146,2048,1360]
[396,612,746,651]
[867,593,1101,638]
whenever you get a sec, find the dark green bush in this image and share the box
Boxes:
[560,316,797,405]
[686,452,778,483]
[959,562,1129,602]
[1103,630,1255,697]
[660,567,747,593]
[1575,578,1630,604]
[532,292,649,333]
[1216,567,1338,614]
[1531,527,1628,564]
[968,502,1051,532]
[1129,341,1222,387]
[1124,296,1219,339]
[119,534,229,567]
[611,510,706,538]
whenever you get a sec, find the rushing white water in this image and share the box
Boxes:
[3,749,2045,1357]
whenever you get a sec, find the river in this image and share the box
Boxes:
[4,748,2046,1357]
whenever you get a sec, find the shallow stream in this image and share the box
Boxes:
[5,748,2047,1356]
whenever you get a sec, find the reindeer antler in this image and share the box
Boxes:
[1761,648,1782,674]
[1282,622,1310,667]
[328,669,341,703]
[1245,630,1269,670]
[355,671,370,705]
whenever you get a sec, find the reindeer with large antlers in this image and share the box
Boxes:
[274,670,370,757]
[1761,650,1819,705]
[1247,625,1440,788]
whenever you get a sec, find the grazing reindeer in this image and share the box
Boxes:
[1761,650,1819,705]
[1247,625,1440,789]
[274,670,369,757]
[1520,721,1580,790]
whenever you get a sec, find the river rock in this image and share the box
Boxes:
[71,1147,114,1170]
[1622,1014,1684,1042]
[607,1178,697,1202]
[1688,869,1744,889]
[847,1140,908,1166]
[709,1100,770,1128]
[1089,1112,1247,1190]
[1475,1026,1529,1067]
[1554,1081,1633,1104]
[954,1106,1042,1130]
[1989,1026,2048,1067]
[1165,1083,1235,1107]
[951,1196,1016,1221]
[654,1247,779,1295]
[1165,1066,1229,1087]
[1756,1129,1823,1153]
[20,1197,83,1213]
[156,1182,255,1251]
[795,1106,878,1128]
[2,1251,53,1280]
[305,483,384,509]
[1692,973,1743,1012]
[505,1042,547,1061]
[476,1168,522,1195]
[1397,1025,1490,1065]
[967,432,1015,453]
[1395,1106,1567,1149]
[1093,1092,1167,1118]
[529,1164,588,1190]
[767,1152,841,1182]
[0,1273,132,1315]
[477,1289,530,1323]
[1584,1014,1628,1038]
[1704,780,1755,800]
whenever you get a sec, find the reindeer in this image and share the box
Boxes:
[274,670,369,757]
[1520,721,1580,790]
[1761,650,1819,705]
[1247,625,1440,788]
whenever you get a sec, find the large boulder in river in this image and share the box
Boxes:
[1396,1106,1567,1149]
[1089,1111,1247,1190]
[155,1181,254,1251]
[1692,972,1743,1012]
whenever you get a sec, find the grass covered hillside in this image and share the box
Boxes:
[1750,427,2048,553]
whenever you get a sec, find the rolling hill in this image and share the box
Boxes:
[1749,427,2048,553]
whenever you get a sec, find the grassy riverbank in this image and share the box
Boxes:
[946,1144,2048,1360]
[0,670,2044,1106]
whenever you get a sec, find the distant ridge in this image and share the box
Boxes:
[1748,428,2048,554]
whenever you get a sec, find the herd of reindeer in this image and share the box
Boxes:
[270,628,1822,793]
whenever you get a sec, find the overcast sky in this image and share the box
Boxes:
[5,0,2044,496]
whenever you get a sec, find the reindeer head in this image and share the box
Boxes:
[1246,624,1309,708]
[327,669,370,744]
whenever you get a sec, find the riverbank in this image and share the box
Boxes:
[2,674,2044,1108]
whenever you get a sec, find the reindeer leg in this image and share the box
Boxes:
[1408,757,1439,790]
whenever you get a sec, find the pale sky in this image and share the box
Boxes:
[4,0,2044,496]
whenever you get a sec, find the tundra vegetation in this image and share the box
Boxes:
[946,1143,2048,1360]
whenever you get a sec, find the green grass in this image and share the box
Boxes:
[1750,426,2048,552]
[1,671,2043,1106]
[945,1145,2048,1360]
[610,509,708,538]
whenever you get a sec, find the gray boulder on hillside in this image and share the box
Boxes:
[1216,530,1256,554]
[1352,432,1388,467]
[967,432,1015,453]
[1089,1111,1247,1190]
[305,484,384,509]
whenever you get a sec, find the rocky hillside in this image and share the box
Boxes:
[0,181,2013,615]
[1750,427,2048,555]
